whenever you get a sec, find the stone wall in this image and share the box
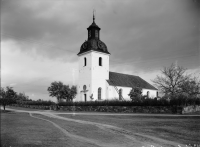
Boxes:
[182,105,200,114]
[59,106,179,114]
[10,104,200,114]
[11,104,50,110]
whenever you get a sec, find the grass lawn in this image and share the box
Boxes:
[1,111,79,147]
[1,106,200,147]
[58,114,200,145]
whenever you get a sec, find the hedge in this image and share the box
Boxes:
[16,100,55,106]
[58,97,200,107]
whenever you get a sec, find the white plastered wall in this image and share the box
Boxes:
[107,86,132,101]
[91,51,109,100]
[76,51,110,101]
[76,50,157,102]
[142,89,157,98]
[77,52,92,101]
[107,85,158,101]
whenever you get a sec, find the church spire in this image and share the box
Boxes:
[78,13,110,55]
[93,9,95,23]
[87,10,100,40]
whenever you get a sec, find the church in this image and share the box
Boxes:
[76,15,158,102]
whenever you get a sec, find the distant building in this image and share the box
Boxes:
[76,15,157,101]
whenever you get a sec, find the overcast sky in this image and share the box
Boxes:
[1,0,200,101]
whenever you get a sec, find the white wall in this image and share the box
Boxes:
[77,52,92,101]
[107,85,158,101]
[91,51,109,100]
[76,51,110,101]
[108,86,132,101]
[142,89,157,98]
[76,50,157,102]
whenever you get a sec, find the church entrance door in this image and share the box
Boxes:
[84,94,87,102]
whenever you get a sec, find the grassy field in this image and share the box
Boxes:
[1,107,200,147]
[58,114,200,145]
[1,111,80,147]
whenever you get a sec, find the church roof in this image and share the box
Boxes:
[77,14,110,56]
[107,72,157,90]
[78,38,110,55]
[87,21,100,30]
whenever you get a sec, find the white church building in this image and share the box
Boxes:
[76,16,158,102]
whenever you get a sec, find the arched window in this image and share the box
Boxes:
[98,87,101,100]
[84,57,87,66]
[99,57,102,66]
[147,91,149,98]
[119,89,123,100]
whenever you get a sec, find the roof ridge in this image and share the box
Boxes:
[109,71,139,77]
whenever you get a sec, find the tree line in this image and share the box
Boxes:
[0,87,55,110]
[0,87,30,110]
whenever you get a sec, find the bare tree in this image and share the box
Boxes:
[152,63,189,99]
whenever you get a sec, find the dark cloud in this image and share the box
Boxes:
[1,0,200,71]
[1,0,86,62]
[99,0,200,71]
[2,0,199,101]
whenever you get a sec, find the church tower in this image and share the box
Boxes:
[77,14,110,101]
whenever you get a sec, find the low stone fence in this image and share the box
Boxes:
[59,106,180,114]
[182,105,200,114]
[11,104,50,110]
[10,104,200,114]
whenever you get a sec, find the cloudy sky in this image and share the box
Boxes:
[1,0,200,101]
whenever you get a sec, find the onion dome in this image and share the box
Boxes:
[78,38,109,55]
[77,13,110,55]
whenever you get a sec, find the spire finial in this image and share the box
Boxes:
[93,9,95,22]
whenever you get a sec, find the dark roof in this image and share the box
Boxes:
[107,72,157,90]
[87,22,100,30]
[77,38,110,55]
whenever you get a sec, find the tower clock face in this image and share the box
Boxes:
[89,31,91,38]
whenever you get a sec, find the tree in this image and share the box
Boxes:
[47,81,65,102]
[47,81,77,102]
[67,85,77,102]
[180,76,200,98]
[0,87,17,110]
[16,92,29,101]
[178,76,200,105]
[152,63,188,99]
[128,86,142,102]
